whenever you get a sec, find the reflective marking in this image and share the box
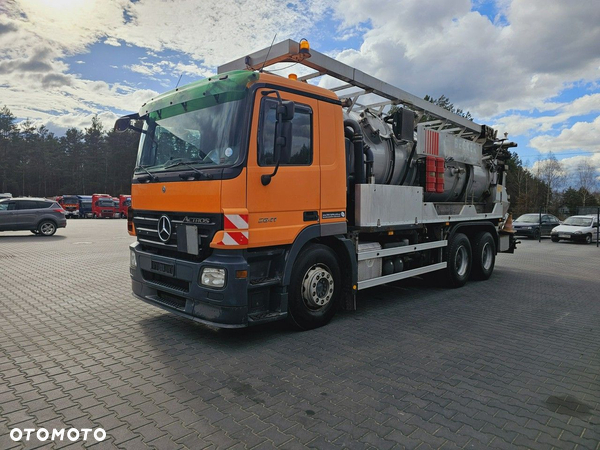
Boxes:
[224,214,249,230]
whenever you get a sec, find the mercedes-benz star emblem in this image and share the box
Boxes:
[157,215,172,242]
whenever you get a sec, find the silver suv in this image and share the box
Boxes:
[0,198,67,236]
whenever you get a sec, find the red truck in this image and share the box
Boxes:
[91,194,116,218]
[118,195,131,218]
[58,195,80,218]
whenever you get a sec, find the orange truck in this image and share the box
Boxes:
[115,40,516,330]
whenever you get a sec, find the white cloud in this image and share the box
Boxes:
[331,0,600,119]
[116,0,336,67]
[492,93,600,138]
[104,37,121,47]
[530,116,600,154]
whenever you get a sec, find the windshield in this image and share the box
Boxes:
[136,98,246,172]
[98,199,114,207]
[515,214,540,223]
[563,217,593,227]
[82,201,92,208]
[62,196,78,204]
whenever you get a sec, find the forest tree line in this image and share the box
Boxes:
[0,104,598,218]
[0,106,138,198]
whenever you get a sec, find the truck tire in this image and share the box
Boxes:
[38,220,57,236]
[444,233,472,288]
[287,244,340,330]
[471,232,495,281]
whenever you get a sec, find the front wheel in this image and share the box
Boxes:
[551,236,559,242]
[287,244,341,330]
[531,228,541,240]
[444,233,472,288]
[471,232,496,280]
[38,220,57,236]
[584,234,592,245]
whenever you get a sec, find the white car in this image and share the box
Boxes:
[551,215,599,244]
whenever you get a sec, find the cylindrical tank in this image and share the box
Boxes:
[344,110,492,203]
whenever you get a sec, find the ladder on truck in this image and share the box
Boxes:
[218,39,495,142]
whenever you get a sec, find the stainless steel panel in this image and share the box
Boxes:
[357,242,382,282]
[417,125,482,166]
[355,184,423,227]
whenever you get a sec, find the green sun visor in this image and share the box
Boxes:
[139,70,259,121]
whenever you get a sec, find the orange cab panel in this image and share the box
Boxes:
[132,180,221,213]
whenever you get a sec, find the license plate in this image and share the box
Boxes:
[151,260,175,276]
[559,234,569,238]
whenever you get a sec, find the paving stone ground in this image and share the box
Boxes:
[0,220,599,449]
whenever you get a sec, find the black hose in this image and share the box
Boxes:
[399,141,417,185]
[363,145,374,182]
[344,119,365,184]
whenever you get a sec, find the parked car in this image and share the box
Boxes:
[551,215,599,244]
[512,213,560,239]
[0,198,67,236]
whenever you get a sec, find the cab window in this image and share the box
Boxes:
[258,98,312,166]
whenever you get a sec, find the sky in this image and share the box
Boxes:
[1,0,599,182]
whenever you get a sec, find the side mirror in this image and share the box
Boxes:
[114,117,132,132]
[114,113,142,133]
[261,91,295,186]
[278,101,295,122]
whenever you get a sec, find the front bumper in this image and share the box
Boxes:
[130,242,251,327]
[551,232,586,242]
[513,227,537,237]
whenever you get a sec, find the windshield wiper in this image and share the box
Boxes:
[164,160,213,180]
[134,165,159,182]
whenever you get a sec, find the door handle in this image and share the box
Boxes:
[303,211,318,222]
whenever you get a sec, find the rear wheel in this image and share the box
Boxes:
[287,244,341,330]
[444,233,472,288]
[471,232,495,280]
[38,220,57,236]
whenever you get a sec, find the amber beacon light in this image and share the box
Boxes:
[294,38,311,61]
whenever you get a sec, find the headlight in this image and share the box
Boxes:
[524,226,532,230]
[200,267,226,288]
[130,249,137,269]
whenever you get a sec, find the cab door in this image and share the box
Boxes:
[246,89,320,248]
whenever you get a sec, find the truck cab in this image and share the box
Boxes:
[77,195,93,218]
[59,195,80,219]
[91,194,116,219]
[118,195,131,218]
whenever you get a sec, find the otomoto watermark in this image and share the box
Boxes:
[10,428,106,443]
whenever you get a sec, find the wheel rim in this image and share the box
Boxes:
[455,246,469,277]
[481,242,493,271]
[301,263,334,310]
[586,235,591,244]
[40,223,55,235]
